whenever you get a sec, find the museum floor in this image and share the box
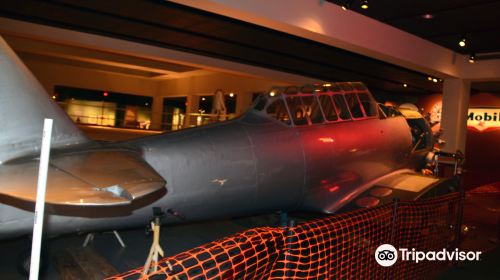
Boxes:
[0,185,498,280]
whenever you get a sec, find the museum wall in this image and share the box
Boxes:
[418,92,500,188]
[158,72,287,115]
[20,54,162,98]
[464,92,500,188]
[417,93,442,115]
[19,54,289,129]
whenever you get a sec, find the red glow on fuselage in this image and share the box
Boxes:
[328,185,340,192]
[318,137,334,143]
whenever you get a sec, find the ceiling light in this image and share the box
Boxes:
[51,95,56,99]
[323,83,332,87]
[432,78,438,83]
[458,37,466,48]
[229,92,234,97]
[403,83,408,88]
[269,91,276,97]
[341,0,351,10]
[421,13,434,20]
[427,76,433,81]
[361,0,369,9]
[201,97,206,101]
[468,53,475,63]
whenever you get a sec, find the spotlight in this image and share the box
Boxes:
[458,37,466,48]
[269,91,276,97]
[421,13,434,20]
[432,78,438,83]
[361,0,369,9]
[403,83,408,88]
[427,76,433,81]
[323,83,332,87]
[229,92,234,97]
[51,95,56,100]
[341,0,351,10]
[468,53,475,63]
[201,97,206,101]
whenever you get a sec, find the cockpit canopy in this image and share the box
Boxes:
[253,82,380,126]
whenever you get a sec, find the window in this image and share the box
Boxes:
[253,95,267,111]
[318,95,338,122]
[301,95,324,124]
[266,99,291,125]
[286,96,308,125]
[378,104,387,119]
[358,93,377,117]
[345,93,364,118]
[332,94,351,120]
[379,104,402,118]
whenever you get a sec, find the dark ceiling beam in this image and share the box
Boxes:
[423,26,500,40]
[382,0,498,22]
[0,0,440,95]
[53,0,438,89]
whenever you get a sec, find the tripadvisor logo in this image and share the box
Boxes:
[374,244,482,267]
[375,244,398,267]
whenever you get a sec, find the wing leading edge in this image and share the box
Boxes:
[0,149,166,206]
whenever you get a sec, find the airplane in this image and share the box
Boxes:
[0,35,454,240]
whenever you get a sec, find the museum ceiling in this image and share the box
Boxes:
[326,0,500,55]
[0,0,497,95]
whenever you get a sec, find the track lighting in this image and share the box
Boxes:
[421,13,434,20]
[468,53,475,63]
[341,0,352,10]
[458,37,466,48]
[361,0,369,9]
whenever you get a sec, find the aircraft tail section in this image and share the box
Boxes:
[0,35,88,163]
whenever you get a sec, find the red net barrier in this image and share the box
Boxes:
[108,193,461,280]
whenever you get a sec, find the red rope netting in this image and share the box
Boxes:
[108,193,461,280]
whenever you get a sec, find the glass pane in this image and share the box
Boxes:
[301,96,324,124]
[254,96,267,111]
[266,99,291,125]
[378,104,387,119]
[358,93,377,117]
[286,96,308,125]
[345,93,365,118]
[318,95,338,122]
[332,95,352,120]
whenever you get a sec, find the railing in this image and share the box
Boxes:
[108,193,462,280]
[56,101,236,131]
[58,101,153,129]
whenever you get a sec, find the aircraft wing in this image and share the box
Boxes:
[337,170,451,213]
[0,149,165,206]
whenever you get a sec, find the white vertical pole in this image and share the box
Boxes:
[29,118,53,280]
